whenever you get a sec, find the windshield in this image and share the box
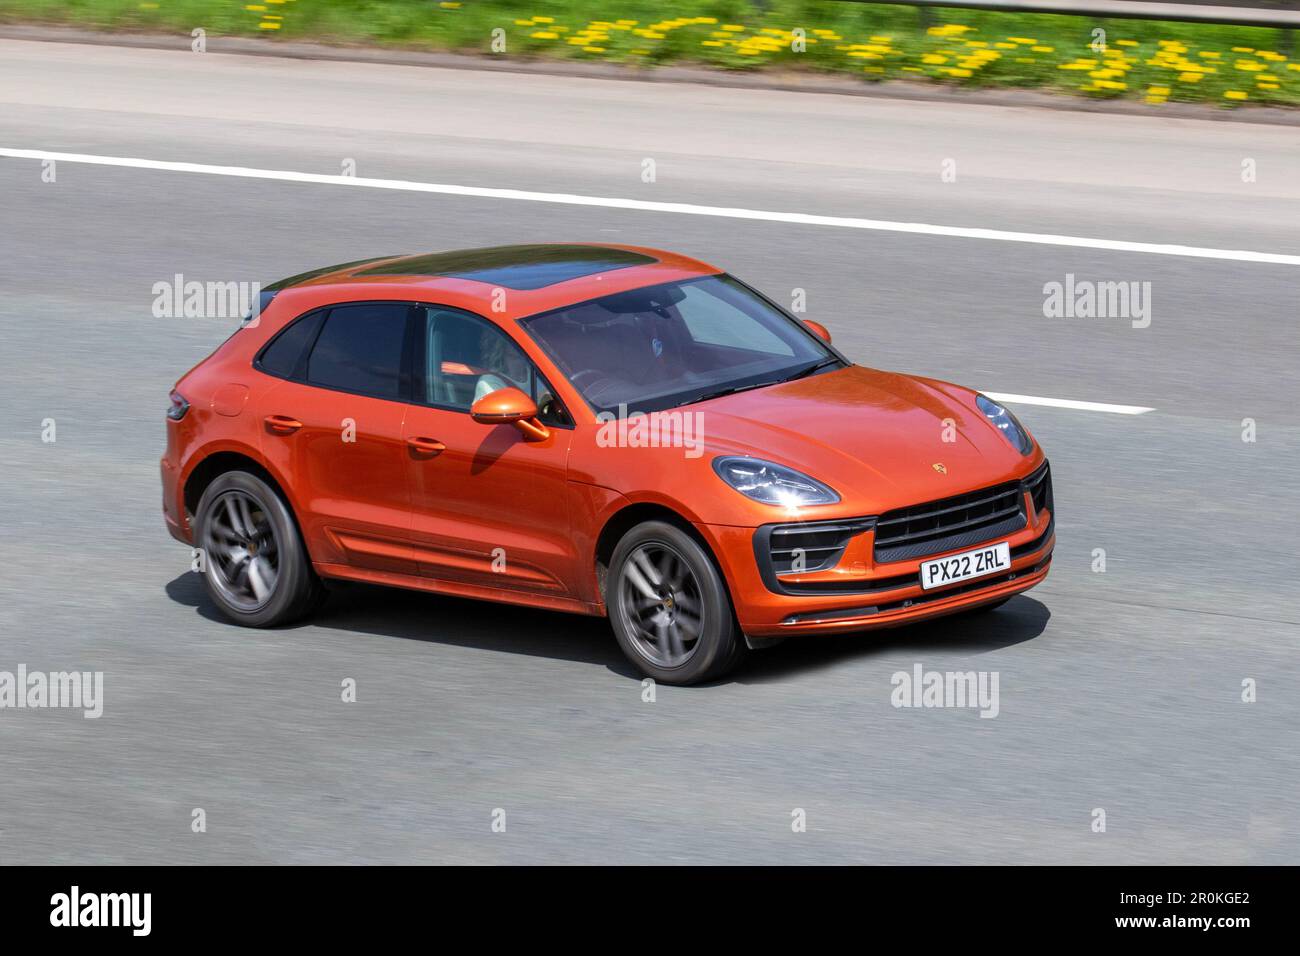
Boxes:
[519,275,840,415]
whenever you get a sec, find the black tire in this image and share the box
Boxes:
[194,470,324,627]
[607,520,746,685]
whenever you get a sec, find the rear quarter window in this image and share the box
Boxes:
[256,310,324,379]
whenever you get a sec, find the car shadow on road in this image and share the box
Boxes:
[165,571,640,677]
[730,598,1051,685]
[167,572,1049,685]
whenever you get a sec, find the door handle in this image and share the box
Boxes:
[406,436,446,457]
[264,415,303,434]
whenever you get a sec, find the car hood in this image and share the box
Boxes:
[686,364,1036,515]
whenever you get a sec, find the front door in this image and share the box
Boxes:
[402,305,578,596]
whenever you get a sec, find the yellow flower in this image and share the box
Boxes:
[1031,46,1054,53]
[530,31,558,40]
[1148,86,1170,95]
[1234,60,1265,72]
[1178,72,1202,83]
[1224,90,1248,99]
[922,54,947,65]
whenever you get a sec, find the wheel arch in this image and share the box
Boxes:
[183,449,310,557]
[593,501,725,607]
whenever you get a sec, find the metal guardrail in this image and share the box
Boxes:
[856,0,1300,27]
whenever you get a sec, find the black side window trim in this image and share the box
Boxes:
[252,299,571,422]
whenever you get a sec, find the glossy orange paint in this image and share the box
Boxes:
[162,244,1052,639]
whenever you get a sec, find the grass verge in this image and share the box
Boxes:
[3,0,1299,107]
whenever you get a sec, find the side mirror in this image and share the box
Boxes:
[803,319,832,344]
[470,387,549,441]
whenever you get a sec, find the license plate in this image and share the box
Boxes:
[919,541,1011,590]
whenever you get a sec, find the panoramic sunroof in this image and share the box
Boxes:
[353,244,657,290]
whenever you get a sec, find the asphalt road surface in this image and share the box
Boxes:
[1,39,1297,864]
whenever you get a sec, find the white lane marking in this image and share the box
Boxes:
[983,391,1154,415]
[0,147,1165,415]
[3,147,1300,267]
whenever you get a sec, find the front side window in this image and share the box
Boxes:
[520,274,838,415]
[418,307,571,426]
[305,303,409,399]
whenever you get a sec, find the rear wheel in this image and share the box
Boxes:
[608,521,745,685]
[195,471,323,627]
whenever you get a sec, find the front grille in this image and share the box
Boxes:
[874,477,1031,564]
[767,519,872,574]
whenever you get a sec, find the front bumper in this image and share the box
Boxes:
[701,468,1055,637]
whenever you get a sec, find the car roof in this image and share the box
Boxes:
[263,243,723,320]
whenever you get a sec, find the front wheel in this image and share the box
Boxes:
[194,470,323,627]
[607,521,745,685]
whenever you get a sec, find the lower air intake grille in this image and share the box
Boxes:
[769,520,872,574]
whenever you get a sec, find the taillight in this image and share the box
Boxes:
[167,390,190,421]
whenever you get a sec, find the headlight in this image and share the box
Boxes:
[166,390,190,421]
[977,394,1033,455]
[712,456,839,507]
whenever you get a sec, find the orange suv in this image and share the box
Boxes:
[162,244,1053,684]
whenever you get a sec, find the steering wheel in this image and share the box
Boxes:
[569,368,614,394]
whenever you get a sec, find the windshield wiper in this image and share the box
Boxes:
[671,360,841,409]
[776,357,840,384]
[674,380,777,407]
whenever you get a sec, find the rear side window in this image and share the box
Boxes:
[256,310,323,379]
[306,304,409,399]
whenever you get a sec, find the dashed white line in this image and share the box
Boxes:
[4,146,1300,267]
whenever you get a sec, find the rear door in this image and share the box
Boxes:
[255,302,416,574]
